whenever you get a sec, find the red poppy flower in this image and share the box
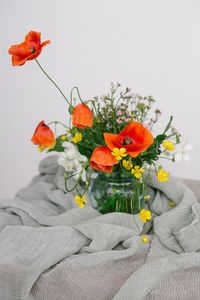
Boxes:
[90,146,118,172]
[8,31,50,66]
[31,121,56,149]
[72,103,93,128]
[104,121,154,158]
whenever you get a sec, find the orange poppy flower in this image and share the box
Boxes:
[90,146,118,172]
[104,121,154,158]
[72,103,93,128]
[8,31,50,66]
[31,121,56,149]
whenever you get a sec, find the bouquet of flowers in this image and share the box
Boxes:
[8,31,193,223]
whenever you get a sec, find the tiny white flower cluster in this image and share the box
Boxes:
[57,142,87,182]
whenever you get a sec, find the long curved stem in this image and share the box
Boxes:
[47,121,68,129]
[35,59,70,106]
[70,86,83,104]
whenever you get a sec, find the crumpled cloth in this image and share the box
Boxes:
[0,155,200,300]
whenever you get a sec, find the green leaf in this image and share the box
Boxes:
[48,136,65,153]
[176,135,180,144]
[154,134,167,144]
[77,143,93,158]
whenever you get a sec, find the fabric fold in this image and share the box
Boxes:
[0,155,199,300]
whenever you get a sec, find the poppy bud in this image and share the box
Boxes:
[72,103,93,128]
[31,121,56,149]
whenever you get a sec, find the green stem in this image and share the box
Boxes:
[64,176,79,193]
[70,86,83,104]
[35,59,70,106]
[163,116,173,135]
[47,121,68,129]
[137,183,141,211]
[160,156,173,161]
[133,214,142,234]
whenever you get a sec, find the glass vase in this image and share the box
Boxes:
[89,171,146,214]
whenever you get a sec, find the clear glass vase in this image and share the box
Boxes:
[89,171,145,214]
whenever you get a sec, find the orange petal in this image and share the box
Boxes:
[8,42,31,57]
[103,133,120,150]
[31,120,55,148]
[90,162,113,172]
[104,122,154,158]
[90,146,118,172]
[26,48,42,61]
[25,31,41,50]
[11,55,29,66]
[8,31,50,66]
[72,103,93,128]
[41,40,51,47]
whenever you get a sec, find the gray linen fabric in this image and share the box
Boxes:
[0,155,200,300]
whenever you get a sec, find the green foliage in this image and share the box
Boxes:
[48,136,65,153]
[77,122,105,158]
[135,134,167,165]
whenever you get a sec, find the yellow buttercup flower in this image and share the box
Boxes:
[141,235,150,243]
[131,166,145,179]
[111,148,127,161]
[169,201,176,207]
[157,168,170,182]
[38,145,45,152]
[162,140,175,151]
[74,195,87,208]
[72,133,83,144]
[139,209,152,223]
[122,159,133,170]
[60,135,68,141]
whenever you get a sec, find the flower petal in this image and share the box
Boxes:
[183,152,191,161]
[104,122,153,157]
[31,120,55,148]
[90,146,118,172]
[8,31,50,66]
[72,103,93,128]
[183,143,194,152]
[174,152,182,162]
[104,133,120,150]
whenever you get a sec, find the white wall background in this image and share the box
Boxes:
[1,0,200,199]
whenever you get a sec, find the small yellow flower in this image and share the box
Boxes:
[169,200,176,207]
[61,135,68,141]
[139,209,152,223]
[122,159,133,170]
[38,145,45,152]
[141,235,150,243]
[72,133,83,144]
[111,148,127,161]
[157,168,170,182]
[131,166,145,179]
[162,140,175,151]
[74,195,87,208]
